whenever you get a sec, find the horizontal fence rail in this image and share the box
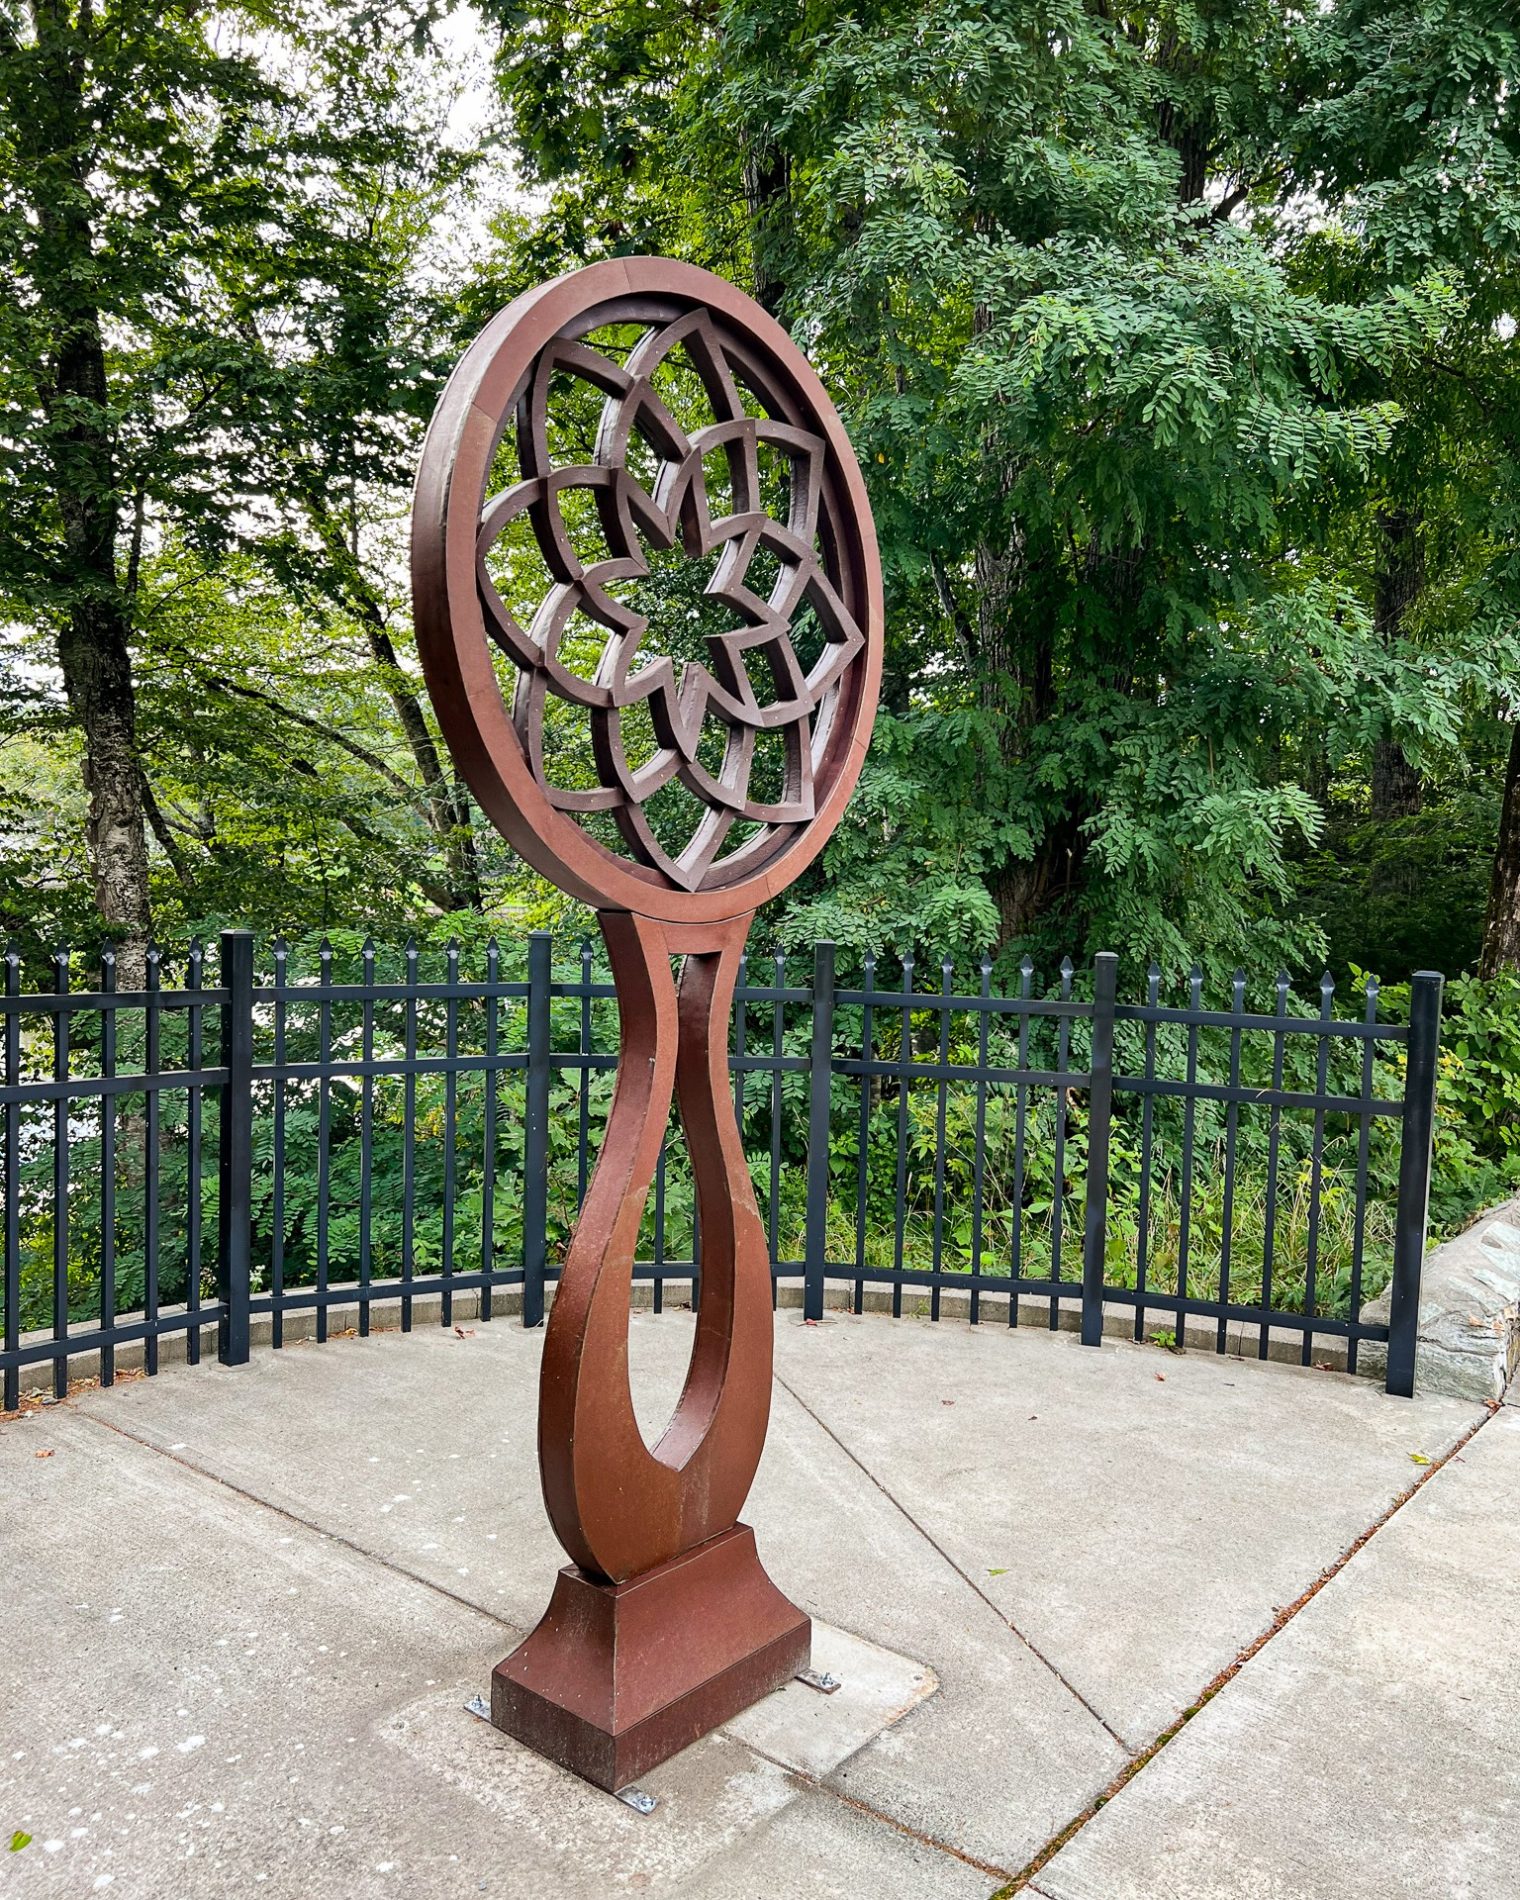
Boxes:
[1,932,1443,1407]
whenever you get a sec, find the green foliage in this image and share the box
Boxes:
[0,2,523,949]
[478,0,1520,979]
[1421,968,1520,1224]
[2,0,1519,1021]
[1,4,422,612]
[1298,786,1502,981]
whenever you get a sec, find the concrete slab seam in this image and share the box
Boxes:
[73,1404,520,1634]
[738,1745,1016,1885]
[980,1398,1502,1899]
[774,1370,1132,1754]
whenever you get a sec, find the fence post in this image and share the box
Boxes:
[1387,969,1443,1397]
[217,930,254,1367]
[4,948,20,1413]
[803,941,836,1323]
[522,931,552,1329]
[1081,952,1118,1348]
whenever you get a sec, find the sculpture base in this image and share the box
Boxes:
[491,1523,810,1791]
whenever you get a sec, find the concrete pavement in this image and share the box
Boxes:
[1029,1402,1520,1900]
[1,1309,1507,1898]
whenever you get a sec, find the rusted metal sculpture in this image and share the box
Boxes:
[411,257,882,1791]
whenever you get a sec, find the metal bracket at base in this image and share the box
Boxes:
[795,1668,842,1695]
[464,1693,491,1722]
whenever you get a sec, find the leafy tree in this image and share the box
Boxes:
[1279,0,1520,971]
[483,0,1492,979]
[127,550,517,936]
[5,0,1516,988]
[0,1,493,961]
[207,53,491,914]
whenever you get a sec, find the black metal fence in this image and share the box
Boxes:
[1,931,1443,1409]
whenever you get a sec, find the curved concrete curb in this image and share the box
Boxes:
[1359,1198,1520,1401]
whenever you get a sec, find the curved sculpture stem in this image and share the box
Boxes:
[537,908,772,1582]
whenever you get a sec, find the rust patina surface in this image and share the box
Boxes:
[411,257,882,1789]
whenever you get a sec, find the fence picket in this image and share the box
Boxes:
[1080,953,1118,1348]
[216,930,253,1368]
[482,939,499,1325]
[360,940,375,1337]
[1346,976,1380,1376]
[99,946,116,1386]
[1387,972,1444,1398]
[522,931,551,1329]
[804,941,836,1323]
[1217,970,1246,1354]
[51,946,69,1398]
[144,946,161,1375]
[3,947,19,1412]
[1008,955,1034,1328]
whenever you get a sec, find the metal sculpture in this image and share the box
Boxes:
[411,257,882,1791]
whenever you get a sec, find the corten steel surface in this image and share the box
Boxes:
[411,257,884,1788]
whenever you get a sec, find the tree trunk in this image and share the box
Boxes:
[56,600,152,948]
[972,521,1089,945]
[28,0,151,961]
[1370,739,1423,822]
[1480,721,1520,976]
[741,141,790,321]
[1370,509,1425,821]
[991,813,1086,944]
[1155,30,1210,207]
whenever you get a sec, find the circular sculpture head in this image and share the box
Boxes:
[412,257,883,922]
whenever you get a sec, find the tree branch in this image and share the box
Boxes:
[138,767,196,892]
[929,549,977,669]
[205,673,417,798]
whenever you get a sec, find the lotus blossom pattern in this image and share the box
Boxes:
[474,309,867,891]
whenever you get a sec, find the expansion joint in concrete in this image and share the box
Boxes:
[698,1729,1019,1887]
[986,1399,1502,1898]
[774,1372,1132,1754]
[75,1406,518,1635]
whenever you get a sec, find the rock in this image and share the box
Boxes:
[1359,1199,1520,1401]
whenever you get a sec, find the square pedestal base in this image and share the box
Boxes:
[491,1522,810,1791]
